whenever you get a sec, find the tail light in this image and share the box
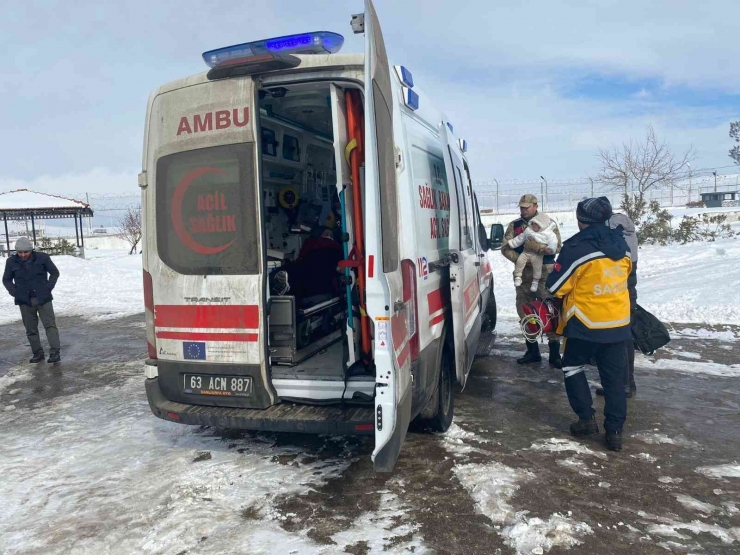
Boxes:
[143,269,157,359]
[401,260,419,361]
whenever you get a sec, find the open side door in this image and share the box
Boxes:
[441,124,481,388]
[359,0,413,472]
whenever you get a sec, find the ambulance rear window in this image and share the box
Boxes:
[156,144,259,275]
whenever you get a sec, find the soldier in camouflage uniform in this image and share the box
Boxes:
[500,194,563,366]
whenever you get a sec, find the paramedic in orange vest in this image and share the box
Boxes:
[545,197,632,452]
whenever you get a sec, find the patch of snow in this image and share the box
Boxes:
[598,482,611,489]
[453,462,592,554]
[675,495,718,514]
[673,327,739,342]
[0,251,144,325]
[647,521,740,545]
[505,513,593,555]
[556,458,596,477]
[637,356,740,378]
[664,348,702,360]
[439,423,492,458]
[0,366,33,395]
[632,453,659,463]
[631,432,699,448]
[527,438,607,460]
[489,348,528,359]
[330,492,427,553]
[658,476,683,484]
[723,502,739,516]
[453,461,534,524]
[696,462,740,480]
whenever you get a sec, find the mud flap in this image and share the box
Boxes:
[372,382,412,472]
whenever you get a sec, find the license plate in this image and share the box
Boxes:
[183,374,253,397]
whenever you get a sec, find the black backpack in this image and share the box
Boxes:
[631,304,671,355]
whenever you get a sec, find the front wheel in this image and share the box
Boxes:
[482,285,497,332]
[428,343,455,432]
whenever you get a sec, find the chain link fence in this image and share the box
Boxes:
[475,172,740,215]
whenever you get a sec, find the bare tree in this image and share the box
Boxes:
[116,205,142,255]
[729,121,740,165]
[596,125,695,223]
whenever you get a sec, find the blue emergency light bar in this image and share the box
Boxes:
[202,32,345,68]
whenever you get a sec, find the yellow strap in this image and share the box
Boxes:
[344,139,358,165]
[359,306,367,317]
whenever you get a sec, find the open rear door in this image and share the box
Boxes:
[359,0,412,472]
[442,124,481,388]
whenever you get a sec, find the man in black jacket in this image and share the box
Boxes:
[2,237,61,363]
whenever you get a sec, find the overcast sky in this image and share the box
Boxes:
[1,0,738,197]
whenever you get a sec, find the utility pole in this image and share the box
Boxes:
[540,176,547,211]
[86,193,92,234]
[713,171,717,192]
[589,177,594,197]
[493,178,499,214]
[684,162,691,204]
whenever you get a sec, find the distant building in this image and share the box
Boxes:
[700,191,739,208]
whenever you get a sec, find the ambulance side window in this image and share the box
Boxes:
[373,81,399,272]
[455,166,473,249]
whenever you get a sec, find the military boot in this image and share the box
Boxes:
[517,341,542,365]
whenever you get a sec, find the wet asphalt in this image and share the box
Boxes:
[1,314,739,554]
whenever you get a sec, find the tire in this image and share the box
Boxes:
[428,342,455,432]
[482,285,497,332]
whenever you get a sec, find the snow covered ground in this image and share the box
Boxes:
[0,250,143,326]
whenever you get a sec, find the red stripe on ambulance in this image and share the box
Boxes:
[155,331,258,342]
[427,287,450,315]
[155,305,259,329]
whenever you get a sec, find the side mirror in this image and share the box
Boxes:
[489,223,505,250]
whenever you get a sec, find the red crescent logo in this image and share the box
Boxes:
[171,166,236,255]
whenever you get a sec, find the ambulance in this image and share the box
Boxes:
[140,0,505,471]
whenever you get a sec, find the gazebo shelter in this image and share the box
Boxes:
[0,189,94,255]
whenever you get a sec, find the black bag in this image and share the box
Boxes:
[631,304,670,355]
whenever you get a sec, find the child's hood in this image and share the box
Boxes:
[530,213,554,231]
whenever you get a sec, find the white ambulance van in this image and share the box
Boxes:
[140,0,505,471]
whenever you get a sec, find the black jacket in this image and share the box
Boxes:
[3,252,60,306]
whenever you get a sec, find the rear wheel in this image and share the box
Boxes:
[428,342,455,432]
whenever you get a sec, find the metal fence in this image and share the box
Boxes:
[474,173,740,215]
[30,170,740,229]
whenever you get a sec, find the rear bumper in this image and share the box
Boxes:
[145,377,374,435]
